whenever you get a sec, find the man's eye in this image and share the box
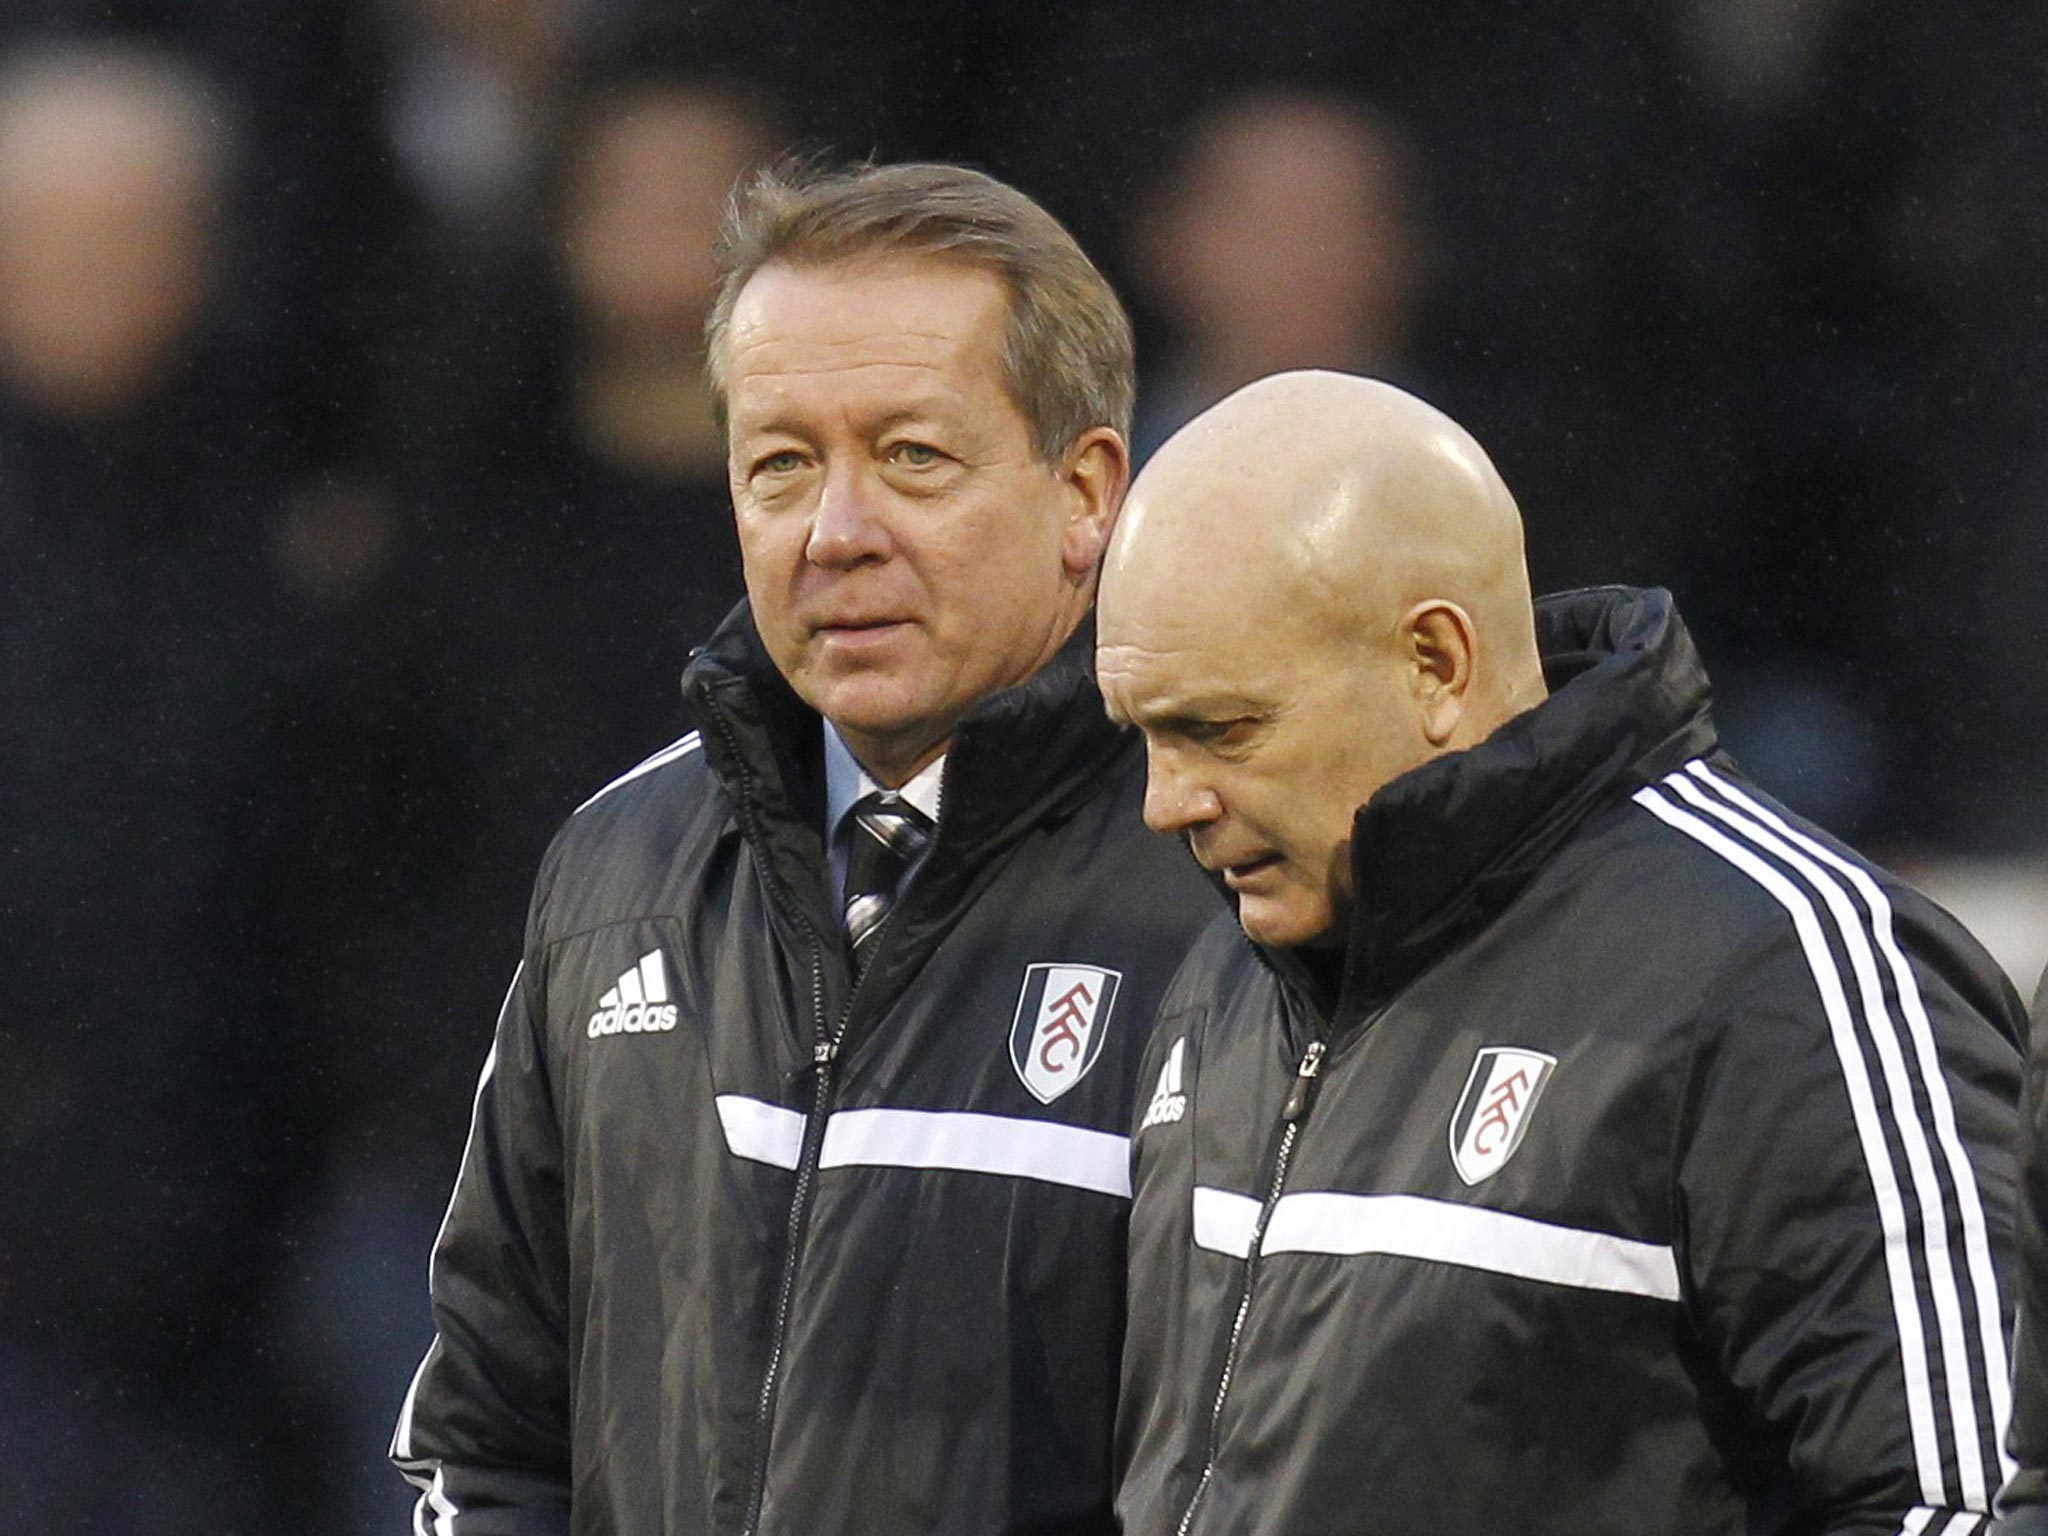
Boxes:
[889,442,943,467]
[754,450,804,476]
[1184,719,1248,746]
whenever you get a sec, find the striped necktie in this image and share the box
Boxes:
[842,790,933,970]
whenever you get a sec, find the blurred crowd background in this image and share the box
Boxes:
[1,0,2041,1528]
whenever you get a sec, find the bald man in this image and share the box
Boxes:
[1102,372,2026,1535]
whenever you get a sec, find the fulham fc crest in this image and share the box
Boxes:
[1010,963,1121,1104]
[1449,1047,1558,1185]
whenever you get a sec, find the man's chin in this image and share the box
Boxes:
[796,656,920,722]
[811,688,926,742]
[1235,893,1338,951]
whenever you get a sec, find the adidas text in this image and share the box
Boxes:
[588,1001,678,1038]
[588,950,678,1039]
[1141,1095,1185,1129]
[1140,1038,1188,1130]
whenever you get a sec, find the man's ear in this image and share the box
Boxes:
[1404,600,1477,747]
[1059,427,1131,579]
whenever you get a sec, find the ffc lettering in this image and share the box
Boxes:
[1039,983,1095,1072]
[1472,1068,1534,1156]
[1010,963,1122,1105]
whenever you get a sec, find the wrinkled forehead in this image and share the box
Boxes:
[722,258,1012,414]
[730,255,1006,347]
[1099,551,1324,716]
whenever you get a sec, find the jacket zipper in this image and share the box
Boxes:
[1174,1036,1326,1536]
[739,942,829,1536]
[699,704,846,1536]
[737,836,924,1536]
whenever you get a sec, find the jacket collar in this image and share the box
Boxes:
[1265,585,1719,1024]
[685,600,1131,948]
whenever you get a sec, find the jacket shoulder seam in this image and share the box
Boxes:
[572,730,705,815]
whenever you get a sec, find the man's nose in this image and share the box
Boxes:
[1142,747,1222,835]
[805,464,890,568]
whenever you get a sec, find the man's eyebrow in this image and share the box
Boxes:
[1126,695,1269,731]
[877,392,957,418]
[726,412,804,442]
[730,401,963,441]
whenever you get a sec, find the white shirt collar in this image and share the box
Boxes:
[822,723,946,835]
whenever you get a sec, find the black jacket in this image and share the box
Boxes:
[1118,587,2025,1536]
[1997,972,2048,1533]
[392,607,1219,1534]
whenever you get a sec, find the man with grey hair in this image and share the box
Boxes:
[1102,370,2023,1534]
[392,161,1216,1533]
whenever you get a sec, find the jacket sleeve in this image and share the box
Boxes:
[390,956,573,1532]
[1677,913,2021,1535]
[1995,972,2048,1532]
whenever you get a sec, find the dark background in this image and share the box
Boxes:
[0,2,2041,1528]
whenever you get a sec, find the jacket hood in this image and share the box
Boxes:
[1285,585,1719,1021]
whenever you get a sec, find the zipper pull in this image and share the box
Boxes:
[1281,1039,1327,1122]
[814,1039,838,1069]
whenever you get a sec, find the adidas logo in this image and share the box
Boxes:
[587,950,678,1039]
[1139,1038,1187,1130]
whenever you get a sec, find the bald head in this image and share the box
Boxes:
[1098,371,1547,948]
[1109,371,1538,690]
